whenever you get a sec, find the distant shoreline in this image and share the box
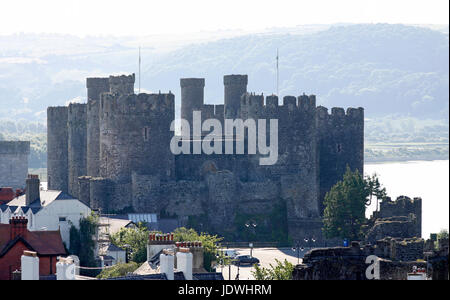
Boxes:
[365,156,449,164]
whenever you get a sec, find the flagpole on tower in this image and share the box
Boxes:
[139,46,141,94]
[276,48,279,96]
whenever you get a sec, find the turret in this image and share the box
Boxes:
[47,106,68,193]
[68,103,87,198]
[86,77,110,177]
[224,74,248,118]
[180,78,205,123]
[109,74,135,95]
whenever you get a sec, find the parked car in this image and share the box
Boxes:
[233,255,260,266]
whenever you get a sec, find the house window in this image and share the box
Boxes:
[59,217,67,222]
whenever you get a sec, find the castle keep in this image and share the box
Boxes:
[47,73,364,244]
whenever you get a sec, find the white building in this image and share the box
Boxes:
[0,177,91,248]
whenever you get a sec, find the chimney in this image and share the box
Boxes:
[176,241,204,272]
[147,232,175,262]
[176,248,193,280]
[160,250,174,280]
[26,174,40,206]
[56,257,76,280]
[10,216,28,240]
[21,250,39,280]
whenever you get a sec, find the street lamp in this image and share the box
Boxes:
[292,242,305,264]
[245,220,257,257]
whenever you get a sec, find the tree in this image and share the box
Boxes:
[436,229,449,249]
[323,166,387,241]
[69,213,99,276]
[110,223,150,263]
[173,227,224,272]
[252,259,294,280]
[96,262,140,279]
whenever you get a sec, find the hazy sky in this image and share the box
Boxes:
[0,0,448,36]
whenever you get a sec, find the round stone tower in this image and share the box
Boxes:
[68,103,87,198]
[47,106,69,193]
[86,77,110,177]
[224,74,248,119]
[180,78,205,123]
[99,92,175,210]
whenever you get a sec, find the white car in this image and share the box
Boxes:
[222,249,239,259]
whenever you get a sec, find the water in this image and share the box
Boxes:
[365,160,449,239]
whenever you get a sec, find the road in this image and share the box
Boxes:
[218,247,312,280]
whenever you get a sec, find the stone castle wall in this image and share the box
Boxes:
[0,141,30,189]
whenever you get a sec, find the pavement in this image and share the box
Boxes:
[218,247,313,280]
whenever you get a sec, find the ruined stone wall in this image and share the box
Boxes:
[317,106,364,214]
[0,141,30,189]
[47,106,69,192]
[378,196,422,237]
[68,103,87,198]
[366,216,420,243]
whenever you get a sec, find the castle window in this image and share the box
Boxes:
[337,143,342,153]
[143,127,150,141]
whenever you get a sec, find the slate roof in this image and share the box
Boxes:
[6,190,76,208]
[107,243,124,252]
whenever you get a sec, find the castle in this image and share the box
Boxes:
[47,73,364,244]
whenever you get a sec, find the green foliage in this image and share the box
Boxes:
[436,229,449,249]
[173,227,223,272]
[96,262,140,279]
[68,213,99,276]
[323,167,375,240]
[251,259,294,280]
[110,223,150,263]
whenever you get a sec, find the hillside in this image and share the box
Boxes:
[0,24,448,166]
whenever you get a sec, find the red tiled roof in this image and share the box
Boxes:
[0,223,66,257]
[0,188,15,203]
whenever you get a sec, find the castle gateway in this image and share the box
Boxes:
[47,74,363,244]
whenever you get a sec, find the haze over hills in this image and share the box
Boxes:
[0,23,448,167]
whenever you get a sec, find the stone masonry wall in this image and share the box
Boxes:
[0,141,30,189]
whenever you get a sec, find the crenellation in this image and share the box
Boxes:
[265,95,279,108]
[108,74,135,95]
[282,96,297,108]
[331,107,346,117]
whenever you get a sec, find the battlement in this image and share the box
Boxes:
[101,92,175,116]
[224,74,248,85]
[316,106,364,120]
[180,78,205,88]
[0,141,30,155]
[47,106,68,116]
[239,93,318,118]
[109,73,135,95]
[86,77,109,89]
[68,102,87,115]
